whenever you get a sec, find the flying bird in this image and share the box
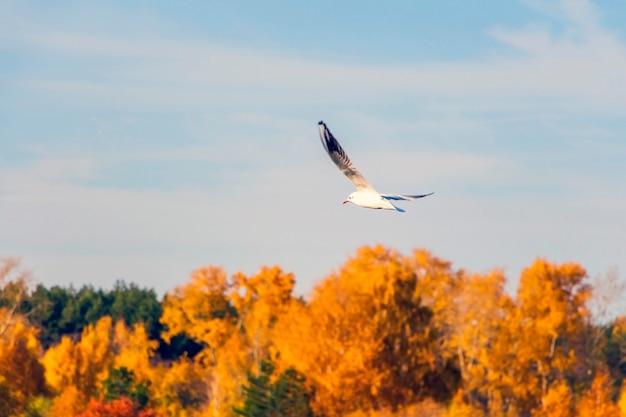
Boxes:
[318,121,433,212]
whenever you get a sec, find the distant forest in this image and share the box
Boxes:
[0,246,625,417]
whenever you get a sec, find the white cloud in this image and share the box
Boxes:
[2,0,623,115]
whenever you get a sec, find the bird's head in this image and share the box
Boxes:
[343,193,356,205]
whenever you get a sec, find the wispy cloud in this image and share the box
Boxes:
[4,0,625,115]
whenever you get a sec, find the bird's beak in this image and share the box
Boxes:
[342,200,349,204]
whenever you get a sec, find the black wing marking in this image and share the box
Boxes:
[318,121,374,191]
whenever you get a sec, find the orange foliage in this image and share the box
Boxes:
[532,380,573,417]
[617,377,626,416]
[577,371,620,417]
[48,385,86,417]
[274,245,459,417]
[6,247,619,417]
[0,317,47,413]
[75,396,159,417]
[477,260,591,414]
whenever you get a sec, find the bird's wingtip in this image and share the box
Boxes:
[388,202,405,212]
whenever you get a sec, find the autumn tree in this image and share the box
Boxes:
[576,370,620,417]
[0,318,48,414]
[5,248,623,417]
[481,260,591,415]
[160,266,234,362]
[42,315,161,416]
[112,320,157,386]
[447,270,513,413]
[160,266,236,414]
[0,258,49,415]
[274,245,460,416]
[160,264,297,415]
[44,317,115,415]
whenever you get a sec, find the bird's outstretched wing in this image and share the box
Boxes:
[381,193,434,201]
[318,121,375,191]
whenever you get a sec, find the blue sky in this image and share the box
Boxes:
[1,0,625,303]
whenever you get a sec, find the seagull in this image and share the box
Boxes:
[318,121,433,212]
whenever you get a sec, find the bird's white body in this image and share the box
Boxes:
[318,121,433,212]
[345,190,398,211]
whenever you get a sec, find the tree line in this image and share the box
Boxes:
[0,246,625,416]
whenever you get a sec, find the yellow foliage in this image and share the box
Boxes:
[113,319,157,384]
[43,317,114,414]
[42,336,77,391]
[230,266,295,372]
[161,264,297,416]
[161,266,235,364]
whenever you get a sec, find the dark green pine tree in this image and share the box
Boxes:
[235,360,316,417]
[99,367,150,410]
